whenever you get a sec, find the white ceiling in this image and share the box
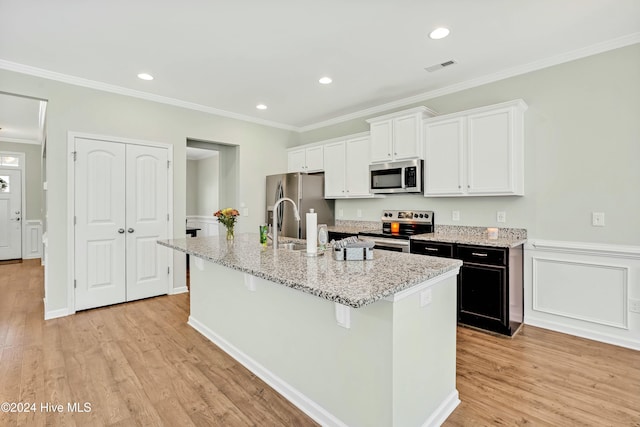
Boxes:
[1,0,639,132]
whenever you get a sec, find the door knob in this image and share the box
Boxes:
[118,228,125,234]
[128,228,135,233]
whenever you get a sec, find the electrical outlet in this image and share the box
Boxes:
[497,211,506,223]
[629,298,640,314]
[592,212,605,227]
[357,209,362,218]
[338,209,344,218]
[452,210,460,221]
[420,289,432,307]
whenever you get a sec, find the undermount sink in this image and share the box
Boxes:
[278,242,306,251]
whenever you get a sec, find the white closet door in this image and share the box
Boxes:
[125,144,169,301]
[75,139,127,310]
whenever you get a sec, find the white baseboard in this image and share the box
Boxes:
[188,315,349,427]
[422,390,460,427]
[170,286,189,295]
[525,316,640,351]
[44,299,70,320]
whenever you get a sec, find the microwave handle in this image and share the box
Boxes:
[400,167,406,189]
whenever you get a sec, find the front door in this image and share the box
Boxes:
[0,169,22,261]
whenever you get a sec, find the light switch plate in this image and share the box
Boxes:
[338,209,344,218]
[452,211,460,221]
[357,209,362,218]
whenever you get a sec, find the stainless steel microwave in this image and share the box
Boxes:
[369,159,423,194]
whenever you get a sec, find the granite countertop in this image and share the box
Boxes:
[158,233,462,309]
[411,226,527,248]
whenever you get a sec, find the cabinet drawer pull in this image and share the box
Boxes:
[471,252,488,257]
[424,247,439,251]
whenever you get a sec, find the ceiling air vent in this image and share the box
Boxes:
[424,60,457,73]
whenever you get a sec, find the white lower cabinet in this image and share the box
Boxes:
[424,99,527,197]
[324,136,371,198]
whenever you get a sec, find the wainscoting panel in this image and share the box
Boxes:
[24,220,42,259]
[187,215,219,237]
[532,257,628,329]
[525,240,640,350]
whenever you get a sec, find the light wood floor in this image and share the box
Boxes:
[1,260,639,426]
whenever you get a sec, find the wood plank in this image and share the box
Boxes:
[1,261,639,426]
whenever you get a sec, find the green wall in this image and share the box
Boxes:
[298,44,640,246]
[0,69,298,314]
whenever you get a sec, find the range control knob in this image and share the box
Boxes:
[419,213,424,218]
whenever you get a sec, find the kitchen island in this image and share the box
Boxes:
[159,234,463,427]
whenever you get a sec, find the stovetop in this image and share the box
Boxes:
[359,210,434,239]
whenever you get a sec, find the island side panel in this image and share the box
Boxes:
[391,275,459,426]
[189,258,459,427]
[189,259,394,427]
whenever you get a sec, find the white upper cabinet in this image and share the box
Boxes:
[367,106,435,163]
[424,117,465,195]
[424,99,527,197]
[323,136,372,198]
[287,145,324,173]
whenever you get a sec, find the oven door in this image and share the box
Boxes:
[359,235,410,253]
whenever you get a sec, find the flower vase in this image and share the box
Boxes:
[226,226,234,241]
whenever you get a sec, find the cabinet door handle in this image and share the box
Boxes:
[471,252,488,257]
[128,228,135,233]
[424,247,438,252]
[118,228,125,234]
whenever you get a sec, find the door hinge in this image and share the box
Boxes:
[167,160,170,169]
[74,216,77,225]
[72,151,77,161]
[167,213,170,221]
[74,279,77,289]
[167,267,170,275]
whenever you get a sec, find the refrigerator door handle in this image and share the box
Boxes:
[275,181,284,232]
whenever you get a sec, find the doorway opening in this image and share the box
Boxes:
[184,139,239,286]
[0,92,47,264]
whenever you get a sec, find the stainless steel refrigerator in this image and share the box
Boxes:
[265,173,335,239]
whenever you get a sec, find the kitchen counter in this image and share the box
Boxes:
[411,231,527,248]
[159,232,462,426]
[158,233,462,308]
[413,225,527,248]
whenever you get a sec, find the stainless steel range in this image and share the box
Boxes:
[359,210,434,253]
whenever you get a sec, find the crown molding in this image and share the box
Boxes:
[298,33,640,132]
[0,60,297,132]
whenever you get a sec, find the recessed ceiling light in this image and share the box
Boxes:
[137,73,154,81]
[429,27,450,40]
[256,104,268,110]
[319,76,333,85]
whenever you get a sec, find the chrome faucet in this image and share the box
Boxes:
[272,197,300,249]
